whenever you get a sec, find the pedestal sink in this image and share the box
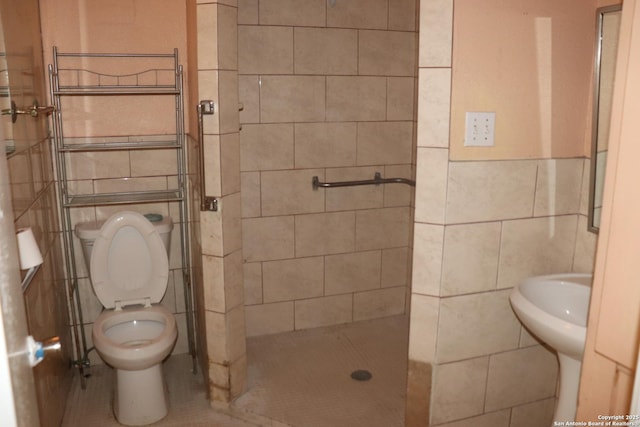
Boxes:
[509,273,592,422]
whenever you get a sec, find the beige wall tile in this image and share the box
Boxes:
[509,398,555,427]
[359,30,416,76]
[66,151,130,180]
[446,160,538,224]
[240,123,294,171]
[436,410,510,427]
[407,294,439,363]
[243,262,263,305]
[218,71,240,134]
[294,122,357,168]
[245,301,294,337]
[226,305,247,362]
[261,76,326,123]
[294,294,353,330]
[240,172,260,218]
[431,357,489,424]
[325,167,384,211]
[217,5,238,70]
[242,216,295,261]
[326,0,388,29]
[196,3,218,69]
[238,26,293,74]
[294,28,357,75]
[389,0,417,31]
[295,211,356,257]
[441,222,501,296]
[325,251,381,295]
[259,0,326,27]
[201,210,223,256]
[578,158,590,217]
[436,290,521,363]
[414,147,448,224]
[238,75,260,124]
[496,215,578,289]
[198,70,220,134]
[203,250,244,313]
[356,207,411,250]
[381,247,409,287]
[263,257,324,303]
[202,134,221,197]
[533,158,583,216]
[261,169,325,216]
[357,121,413,165]
[387,77,415,121]
[220,133,241,195]
[92,176,167,194]
[484,346,558,411]
[573,215,597,273]
[238,0,258,24]
[353,287,406,321]
[419,0,453,67]
[221,192,243,255]
[383,165,413,208]
[411,223,444,296]
[326,76,386,122]
[417,68,451,148]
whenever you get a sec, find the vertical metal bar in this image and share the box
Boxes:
[197,100,217,212]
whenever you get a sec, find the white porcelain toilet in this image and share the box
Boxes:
[75,211,178,426]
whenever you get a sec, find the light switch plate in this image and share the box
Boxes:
[464,112,496,147]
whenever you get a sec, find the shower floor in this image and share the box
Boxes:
[61,315,408,427]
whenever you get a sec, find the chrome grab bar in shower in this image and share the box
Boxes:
[312,172,416,190]
[197,100,218,211]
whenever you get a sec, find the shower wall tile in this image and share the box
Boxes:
[245,301,294,337]
[242,216,295,261]
[389,0,417,31]
[240,172,261,218]
[294,294,353,330]
[326,76,387,122]
[260,75,326,123]
[242,262,263,305]
[196,3,218,69]
[408,294,439,363]
[294,28,358,75]
[198,70,220,134]
[383,165,413,208]
[221,192,243,255]
[217,5,238,70]
[356,207,411,250]
[484,346,558,411]
[417,68,451,148]
[441,222,501,296]
[446,160,538,224]
[418,0,453,67]
[387,77,416,121]
[240,123,294,171]
[237,0,258,24]
[238,75,260,123]
[353,287,406,321]
[435,410,510,427]
[414,147,448,223]
[431,357,489,424]
[356,121,413,165]
[262,257,324,302]
[359,30,417,76]
[217,71,240,134]
[325,167,384,211]
[259,0,326,27]
[260,169,325,215]
[381,247,409,288]
[220,132,241,195]
[324,251,381,295]
[326,0,388,29]
[496,215,577,289]
[509,398,555,427]
[436,290,521,363]
[294,122,357,168]
[295,211,356,256]
[202,250,244,313]
[238,26,293,74]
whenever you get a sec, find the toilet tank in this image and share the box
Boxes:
[75,214,173,274]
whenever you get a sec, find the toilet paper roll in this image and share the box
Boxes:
[16,227,43,270]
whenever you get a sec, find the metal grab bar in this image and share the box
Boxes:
[312,172,416,190]
[197,100,218,211]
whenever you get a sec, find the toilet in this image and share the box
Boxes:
[75,211,178,426]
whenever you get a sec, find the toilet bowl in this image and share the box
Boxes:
[75,211,177,426]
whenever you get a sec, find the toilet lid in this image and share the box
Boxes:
[90,211,169,309]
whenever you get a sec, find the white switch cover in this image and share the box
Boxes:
[464,112,496,147]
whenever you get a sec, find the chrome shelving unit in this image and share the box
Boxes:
[49,47,196,384]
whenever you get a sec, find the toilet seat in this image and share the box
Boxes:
[90,211,169,310]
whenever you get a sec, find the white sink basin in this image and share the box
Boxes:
[510,273,592,360]
[510,273,592,422]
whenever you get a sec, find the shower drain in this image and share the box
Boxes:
[350,369,373,381]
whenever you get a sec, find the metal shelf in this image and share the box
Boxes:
[60,139,180,152]
[65,190,183,207]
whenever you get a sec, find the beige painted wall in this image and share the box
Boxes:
[578,0,640,418]
[450,0,594,160]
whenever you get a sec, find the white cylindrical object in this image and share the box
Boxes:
[16,228,43,270]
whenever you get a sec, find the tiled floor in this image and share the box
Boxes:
[62,315,409,427]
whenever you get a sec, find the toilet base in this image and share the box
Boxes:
[113,364,168,426]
